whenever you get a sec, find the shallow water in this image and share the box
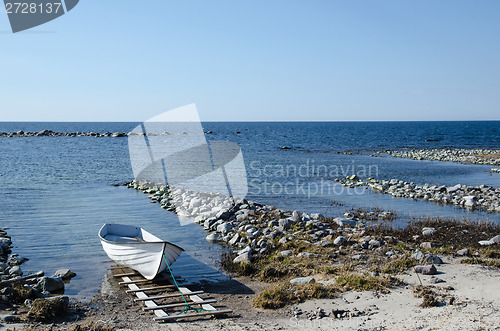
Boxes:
[0,121,499,299]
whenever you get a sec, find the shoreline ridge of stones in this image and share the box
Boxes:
[0,130,216,138]
[381,148,500,166]
[124,180,498,271]
[338,175,500,215]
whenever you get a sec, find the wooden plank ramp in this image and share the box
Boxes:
[108,264,232,323]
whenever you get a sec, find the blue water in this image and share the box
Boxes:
[1,121,499,299]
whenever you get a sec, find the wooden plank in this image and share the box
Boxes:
[125,284,177,293]
[143,299,217,311]
[153,309,233,321]
[121,276,169,319]
[134,291,203,302]
[119,279,163,285]
[113,272,139,278]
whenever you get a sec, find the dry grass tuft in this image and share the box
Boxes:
[413,285,440,308]
[252,283,337,309]
[23,297,68,322]
[68,321,115,331]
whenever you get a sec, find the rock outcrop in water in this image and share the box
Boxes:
[0,227,76,321]
[0,131,214,138]
[383,148,500,166]
[0,130,129,138]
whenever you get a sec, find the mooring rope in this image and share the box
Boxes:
[161,252,208,314]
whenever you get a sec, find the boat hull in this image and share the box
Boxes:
[99,224,184,280]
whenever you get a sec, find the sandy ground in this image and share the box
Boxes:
[2,256,499,331]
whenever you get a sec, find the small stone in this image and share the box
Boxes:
[411,249,425,260]
[456,248,470,256]
[278,237,288,244]
[429,276,445,284]
[290,276,315,285]
[334,236,347,245]
[0,314,16,322]
[420,242,439,249]
[280,250,293,257]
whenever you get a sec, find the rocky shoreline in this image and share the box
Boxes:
[382,148,500,166]
[0,130,128,138]
[338,175,500,215]
[125,180,499,272]
[0,227,77,324]
[0,130,216,138]
[121,179,500,329]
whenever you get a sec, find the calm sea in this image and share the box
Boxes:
[1,121,499,299]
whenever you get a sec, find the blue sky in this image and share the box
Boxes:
[1,0,499,121]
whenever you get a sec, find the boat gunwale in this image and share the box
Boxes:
[98,225,184,251]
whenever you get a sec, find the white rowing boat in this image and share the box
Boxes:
[99,223,184,280]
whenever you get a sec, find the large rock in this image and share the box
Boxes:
[422,228,436,236]
[413,265,438,275]
[34,277,64,293]
[8,255,28,266]
[490,235,500,244]
[278,219,293,230]
[203,217,217,230]
[290,277,315,285]
[216,222,233,234]
[206,233,220,242]
[0,238,11,249]
[280,250,293,257]
[290,211,300,222]
[8,266,22,276]
[423,255,443,265]
[333,218,357,227]
[420,242,439,249]
[334,236,347,245]
[233,251,252,263]
[462,196,477,208]
[228,233,240,246]
[53,269,76,281]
